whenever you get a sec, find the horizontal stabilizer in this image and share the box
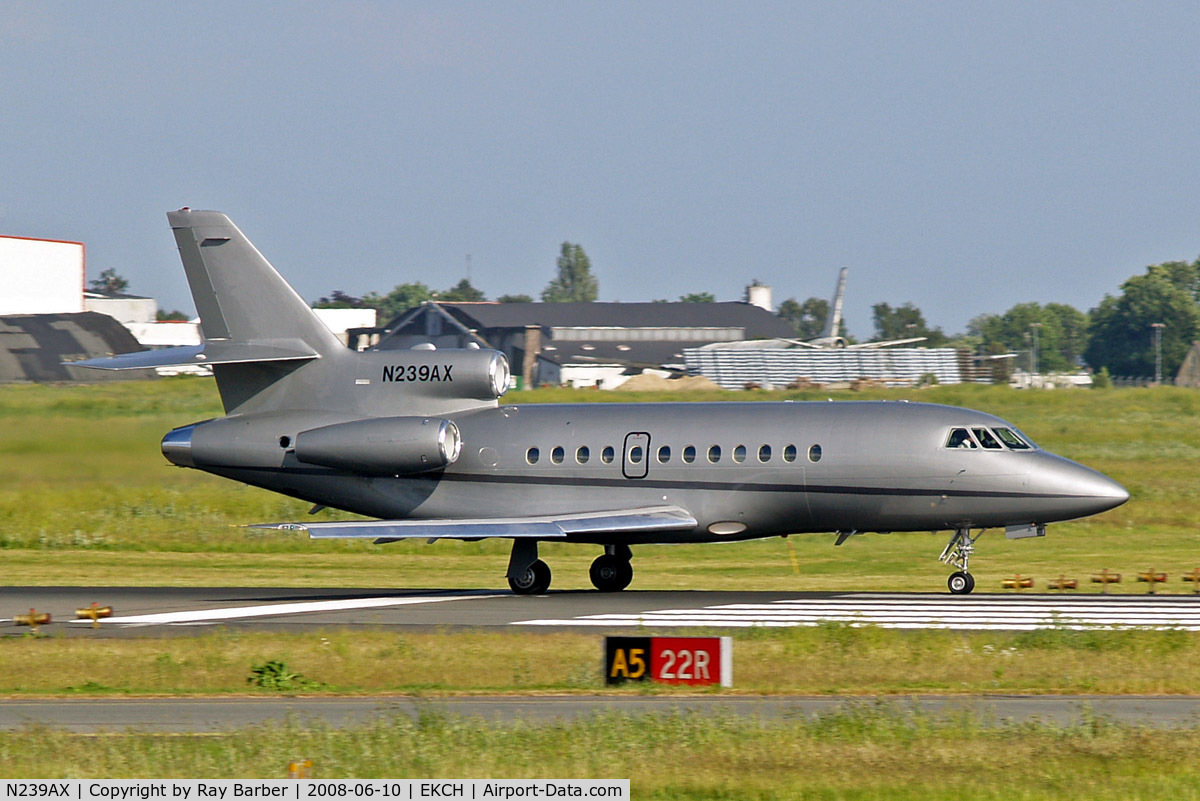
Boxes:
[68,338,320,371]
[254,505,698,541]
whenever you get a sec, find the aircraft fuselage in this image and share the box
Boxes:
[180,399,1128,545]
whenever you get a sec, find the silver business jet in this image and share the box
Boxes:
[79,210,1128,595]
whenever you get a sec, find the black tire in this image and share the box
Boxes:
[590,554,634,592]
[948,571,974,595]
[509,559,552,595]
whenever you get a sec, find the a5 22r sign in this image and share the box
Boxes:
[604,636,732,687]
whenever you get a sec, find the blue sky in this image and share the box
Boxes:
[4,2,1200,336]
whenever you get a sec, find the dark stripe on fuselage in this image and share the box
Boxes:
[199,463,1083,501]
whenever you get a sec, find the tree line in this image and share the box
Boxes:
[309,245,1200,378]
[775,260,1200,378]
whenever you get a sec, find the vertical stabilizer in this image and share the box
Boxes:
[822,267,848,339]
[168,209,343,355]
[167,209,346,413]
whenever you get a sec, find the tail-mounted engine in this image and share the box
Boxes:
[293,416,462,475]
[162,413,463,476]
[367,348,509,402]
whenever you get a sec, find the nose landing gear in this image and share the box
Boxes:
[940,527,982,595]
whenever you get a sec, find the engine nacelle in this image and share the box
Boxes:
[293,416,462,475]
[368,348,510,401]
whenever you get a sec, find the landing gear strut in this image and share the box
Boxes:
[507,539,551,595]
[939,527,981,595]
[590,544,634,592]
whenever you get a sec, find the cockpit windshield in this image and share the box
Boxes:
[972,427,1003,450]
[992,427,1033,450]
[945,426,1035,451]
[946,428,977,449]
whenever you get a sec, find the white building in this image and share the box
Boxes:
[0,235,85,314]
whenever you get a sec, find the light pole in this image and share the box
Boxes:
[1029,323,1042,381]
[1151,322,1165,385]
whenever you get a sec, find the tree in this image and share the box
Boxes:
[871,302,947,346]
[497,293,533,303]
[156,309,189,321]
[970,302,1089,373]
[313,290,368,308]
[362,282,433,322]
[777,297,829,339]
[541,242,598,302]
[1085,267,1200,378]
[89,268,129,295]
[1146,260,1200,302]
[679,292,716,303]
[439,278,487,302]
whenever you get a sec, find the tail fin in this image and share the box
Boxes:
[822,267,848,339]
[75,210,348,414]
[169,209,342,355]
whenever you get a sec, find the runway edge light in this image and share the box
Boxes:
[604,636,732,688]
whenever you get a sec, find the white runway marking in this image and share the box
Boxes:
[516,594,1200,631]
[66,594,499,627]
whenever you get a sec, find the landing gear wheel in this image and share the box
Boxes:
[509,559,552,595]
[590,554,634,592]
[948,571,975,595]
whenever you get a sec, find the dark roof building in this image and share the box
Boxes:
[364,301,795,388]
[0,311,154,382]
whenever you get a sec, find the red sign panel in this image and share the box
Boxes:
[649,637,727,686]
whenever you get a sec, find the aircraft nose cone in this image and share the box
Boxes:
[1074,470,1129,512]
[1033,453,1129,520]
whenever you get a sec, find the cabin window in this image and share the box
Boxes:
[733,444,747,463]
[783,444,797,462]
[946,428,978,449]
[993,427,1032,450]
[758,444,772,462]
[629,445,644,463]
[972,427,1003,450]
[576,446,590,464]
[658,445,672,463]
[526,447,540,464]
[683,445,697,464]
[808,444,822,463]
[551,446,565,464]
[601,445,616,463]
[708,445,722,463]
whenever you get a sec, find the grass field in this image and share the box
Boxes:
[5,708,1200,799]
[3,626,1200,696]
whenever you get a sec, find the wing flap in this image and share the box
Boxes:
[253,505,698,541]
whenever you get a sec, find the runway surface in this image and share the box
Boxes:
[4,695,1200,732]
[4,586,1200,636]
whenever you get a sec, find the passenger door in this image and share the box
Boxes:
[622,432,650,479]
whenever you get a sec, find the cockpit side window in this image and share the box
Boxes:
[972,427,1003,450]
[993,427,1032,450]
[946,428,977,449]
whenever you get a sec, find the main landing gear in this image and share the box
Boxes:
[506,541,635,595]
[590,544,634,592]
[507,539,552,595]
[939,527,982,595]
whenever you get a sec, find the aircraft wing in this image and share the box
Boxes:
[254,505,698,543]
[845,337,928,350]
